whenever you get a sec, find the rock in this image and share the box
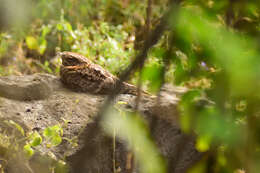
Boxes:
[0,74,202,173]
[0,74,56,100]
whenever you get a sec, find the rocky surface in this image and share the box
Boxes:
[0,73,202,173]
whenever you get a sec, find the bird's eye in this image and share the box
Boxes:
[67,57,81,66]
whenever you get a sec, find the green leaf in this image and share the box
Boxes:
[43,127,52,137]
[187,158,206,173]
[179,90,202,133]
[196,107,240,145]
[150,47,166,59]
[176,8,260,97]
[174,62,188,84]
[142,64,163,92]
[56,23,63,31]
[37,61,53,73]
[50,134,62,146]
[180,113,191,133]
[51,125,62,133]
[5,120,25,136]
[26,36,38,50]
[43,125,61,137]
[104,109,167,173]
[195,135,211,152]
[29,132,42,147]
[43,125,63,147]
[41,25,51,37]
[181,90,202,104]
[24,144,34,158]
[38,39,47,55]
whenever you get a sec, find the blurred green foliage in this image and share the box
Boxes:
[0,120,68,172]
[104,103,167,173]
[1,0,260,173]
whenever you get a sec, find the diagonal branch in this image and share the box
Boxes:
[68,2,180,172]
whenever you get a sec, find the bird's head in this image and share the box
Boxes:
[58,52,89,66]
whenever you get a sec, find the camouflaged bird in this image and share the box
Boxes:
[59,52,146,95]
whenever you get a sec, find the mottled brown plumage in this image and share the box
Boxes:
[59,52,144,95]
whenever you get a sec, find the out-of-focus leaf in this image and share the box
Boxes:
[103,108,167,173]
[179,90,202,132]
[181,90,202,104]
[175,7,260,97]
[180,113,191,133]
[26,36,38,50]
[150,47,166,59]
[38,39,47,55]
[217,149,227,166]
[141,64,163,92]
[174,62,188,84]
[4,120,25,136]
[56,23,63,31]
[196,135,211,152]
[38,61,53,73]
[24,144,34,158]
[65,23,72,32]
[196,107,240,145]
[41,25,51,37]
[54,160,69,173]
[187,158,206,173]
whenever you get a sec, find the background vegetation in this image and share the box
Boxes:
[1,0,260,173]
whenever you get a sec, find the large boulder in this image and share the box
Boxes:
[0,74,202,173]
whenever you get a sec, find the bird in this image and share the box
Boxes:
[59,51,147,95]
